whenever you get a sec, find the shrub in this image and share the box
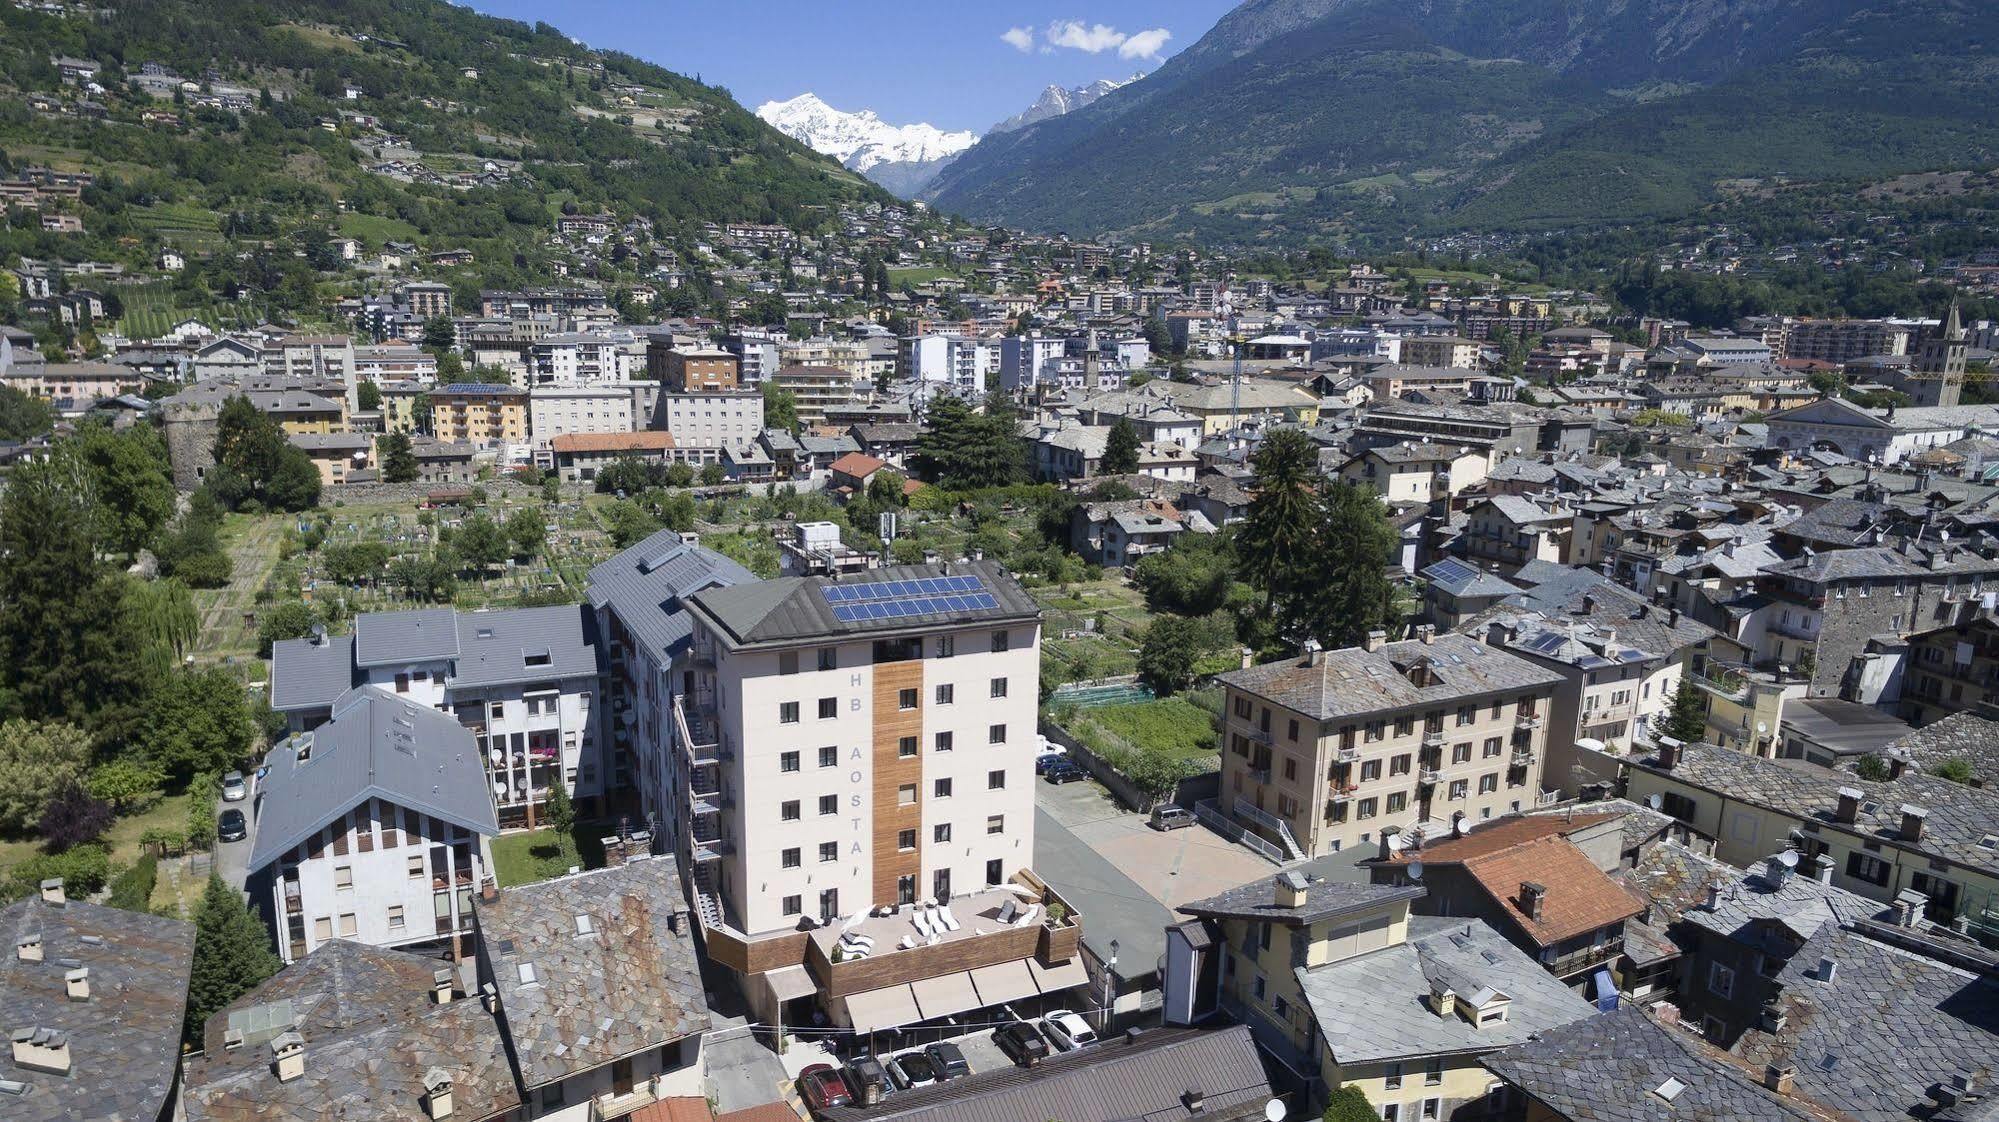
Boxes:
[106,853,159,911]
[1932,757,1975,784]
[11,845,111,898]
[39,785,115,852]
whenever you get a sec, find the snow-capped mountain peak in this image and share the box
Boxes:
[988,73,1144,134]
[755,93,977,175]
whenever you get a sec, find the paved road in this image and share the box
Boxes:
[213,772,260,896]
[706,1030,795,1115]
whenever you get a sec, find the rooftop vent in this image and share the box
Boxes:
[1274,871,1308,910]
[1652,1077,1686,1103]
[1182,1086,1206,1112]
[271,1031,306,1083]
[516,962,538,987]
[432,967,455,1005]
[14,934,40,964]
[63,968,88,1003]
[1817,956,1838,984]
[11,1028,70,1075]
[1765,1064,1796,1095]
[38,879,64,907]
[424,1067,455,1119]
[574,913,595,937]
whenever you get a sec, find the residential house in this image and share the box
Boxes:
[1458,496,1574,575]
[548,431,676,483]
[1070,498,1194,567]
[1899,616,1999,726]
[1338,442,1489,506]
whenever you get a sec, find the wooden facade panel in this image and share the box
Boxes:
[871,660,925,907]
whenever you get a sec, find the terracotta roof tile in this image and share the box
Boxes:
[550,431,675,453]
[1462,836,1644,948]
[1377,813,1615,866]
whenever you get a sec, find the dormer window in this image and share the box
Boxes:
[524,649,552,668]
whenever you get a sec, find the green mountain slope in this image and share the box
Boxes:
[923,0,1998,244]
[0,0,889,316]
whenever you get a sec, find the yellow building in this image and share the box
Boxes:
[1164,868,1596,1116]
[378,381,426,435]
[428,382,528,446]
[1338,443,1490,506]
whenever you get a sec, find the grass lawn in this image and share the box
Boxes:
[886,265,959,286]
[0,791,195,894]
[490,825,606,887]
[1073,697,1219,764]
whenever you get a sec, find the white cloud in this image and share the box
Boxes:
[1001,26,1034,52]
[1118,27,1172,60]
[1045,19,1128,54]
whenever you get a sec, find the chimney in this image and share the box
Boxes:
[424,1068,456,1119]
[1519,881,1547,921]
[1656,737,1681,770]
[1810,853,1834,885]
[1240,646,1254,670]
[1901,804,1929,843]
[1705,882,1723,911]
[1888,752,1910,781]
[1817,957,1838,984]
[1378,826,1401,863]
[1581,594,1597,615]
[1759,1002,1788,1033]
[1763,855,1792,890]
[272,1031,306,1083]
[1274,870,1309,910]
[10,1028,69,1075]
[1415,624,1436,645]
[1363,629,1387,653]
[1895,889,1928,928]
[480,982,499,1014]
[1303,639,1324,667]
[1765,1065,1796,1095]
[1835,787,1863,824]
[1182,1087,1207,1113]
[432,967,456,1005]
[14,934,41,964]
[38,879,64,907]
[63,968,88,1003]
[1668,606,1680,627]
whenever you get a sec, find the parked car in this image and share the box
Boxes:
[1036,734,1062,759]
[845,1056,895,1105]
[1149,803,1196,831]
[993,1020,1050,1067]
[924,1041,971,1081]
[798,1065,854,1113]
[887,1051,939,1090]
[1042,758,1086,784]
[217,808,248,843]
[1040,1009,1098,1051]
[221,771,248,802]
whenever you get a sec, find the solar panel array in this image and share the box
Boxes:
[820,574,998,623]
[1423,558,1478,586]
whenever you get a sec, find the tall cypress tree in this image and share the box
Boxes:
[1100,416,1141,476]
[184,874,281,1044]
[1662,675,1709,743]
[1311,480,1399,649]
[1238,428,1324,640]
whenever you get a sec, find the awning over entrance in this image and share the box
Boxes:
[969,960,1038,1007]
[910,971,982,1020]
[841,983,921,1034]
[1027,956,1089,994]
[762,964,817,1004]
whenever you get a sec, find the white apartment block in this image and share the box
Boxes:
[529,332,638,385]
[265,334,358,411]
[530,384,638,444]
[653,389,765,459]
[247,686,498,964]
[901,334,997,394]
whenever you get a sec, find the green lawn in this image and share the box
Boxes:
[338,211,422,245]
[1072,697,1218,763]
[0,790,196,897]
[490,825,606,887]
[886,265,959,286]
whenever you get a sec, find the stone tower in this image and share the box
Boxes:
[1914,300,1968,407]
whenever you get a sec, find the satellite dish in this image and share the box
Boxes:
[1646,793,1664,810]
[1408,861,1425,882]
[1779,850,1799,869]
[1265,1099,1288,1122]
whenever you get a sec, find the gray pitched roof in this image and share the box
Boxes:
[183,941,519,1122]
[584,535,755,662]
[1217,633,1564,722]
[354,608,460,667]
[1298,915,1596,1065]
[1178,873,1423,927]
[1889,713,1999,786]
[1740,927,1999,1122]
[474,857,709,1088]
[1624,842,1883,956]
[269,631,359,713]
[686,560,1039,649]
[270,606,602,712]
[250,686,499,872]
[1483,1005,1827,1122]
[817,1025,1270,1122]
[451,605,601,689]
[0,897,194,1122]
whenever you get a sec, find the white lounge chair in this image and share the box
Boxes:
[912,910,933,938]
[897,935,915,950]
[937,906,961,932]
[1015,904,1041,928]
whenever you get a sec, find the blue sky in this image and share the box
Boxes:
[464,1,1240,133]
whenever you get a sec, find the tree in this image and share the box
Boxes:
[135,669,256,783]
[88,758,167,812]
[0,384,54,441]
[505,508,546,559]
[256,601,322,657]
[1308,482,1399,649]
[866,468,907,506]
[455,514,507,575]
[377,432,418,482]
[388,555,457,602]
[73,423,175,556]
[0,720,92,834]
[39,784,114,852]
[208,396,321,512]
[601,500,663,548]
[1137,617,1205,696]
[1100,417,1141,476]
[912,394,1026,489]
[184,874,281,1043]
[762,381,798,432]
[422,316,457,352]
[543,779,576,854]
[124,578,199,679]
[1662,675,1708,743]
[323,541,390,585]
[1113,747,1191,804]
[356,380,382,411]
[664,461,696,488]
[1323,1085,1378,1122]
[698,462,726,486]
[154,490,233,588]
[1238,429,1324,639]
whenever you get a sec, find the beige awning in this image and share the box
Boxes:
[841,983,921,1034]
[969,959,1038,1007]
[910,971,981,1020]
[762,964,818,1003]
[1028,956,1089,994]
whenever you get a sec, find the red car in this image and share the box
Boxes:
[799,1064,854,1113]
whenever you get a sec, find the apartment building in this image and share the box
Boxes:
[1398,335,1480,370]
[1457,495,1574,575]
[667,562,1087,1035]
[652,389,765,459]
[353,343,438,384]
[247,686,499,965]
[268,605,607,828]
[264,334,358,412]
[401,280,453,319]
[428,383,528,445]
[1216,630,1563,860]
[650,345,739,392]
[528,383,637,444]
[1900,616,1999,726]
[1337,442,1490,506]
[778,337,869,379]
[770,364,857,427]
[528,333,637,385]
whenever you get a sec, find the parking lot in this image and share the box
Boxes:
[1035,770,1276,911]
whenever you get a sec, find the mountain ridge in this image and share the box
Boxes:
[986,75,1143,135]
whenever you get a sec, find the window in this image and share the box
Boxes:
[934,823,952,843]
[987,814,1004,835]
[988,769,1006,790]
[407,855,426,879]
[1708,961,1736,999]
[991,630,1010,653]
[1483,736,1502,758]
[780,751,800,773]
[819,842,839,863]
[779,652,799,676]
[1425,1058,1443,1086]
[987,858,1004,884]
[1288,718,1301,741]
[387,905,405,929]
[1357,798,1378,820]
[333,865,353,890]
[897,875,917,905]
[1381,1106,1400,1122]
[1389,755,1410,777]
[1452,742,1472,764]
[1846,852,1892,886]
[781,800,801,822]
[819,889,840,922]
[782,895,802,916]
[818,746,837,768]
[541,1084,566,1112]
[899,735,919,758]
[989,723,1007,745]
[1456,704,1475,727]
[897,829,917,851]
[818,697,838,719]
[818,647,838,671]
[898,783,917,806]
[1384,1063,1403,1091]
[782,848,801,869]
[936,683,955,705]
[1386,791,1407,813]
[1273,995,1289,1019]
[313,916,333,942]
[990,677,1009,698]
[935,778,954,798]
[1449,779,1469,801]
[937,635,956,658]
[1283,758,1298,781]
[935,731,954,752]
[898,688,919,711]
[1479,774,1498,794]
[1361,760,1383,782]
[779,702,799,724]
[1251,974,1266,1000]
[1420,1098,1441,1121]
[338,913,358,938]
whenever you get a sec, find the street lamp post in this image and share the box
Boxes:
[1100,938,1120,1032]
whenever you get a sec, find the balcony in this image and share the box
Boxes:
[692,836,732,862]
[590,1076,666,1121]
[674,696,725,765]
[1418,769,1440,787]
[1544,937,1624,979]
[1246,765,1273,785]
[689,787,725,817]
[1511,747,1536,768]
[1240,723,1274,746]
[1336,745,1359,764]
[1690,668,1750,703]
[1421,732,1446,751]
[1329,783,1357,803]
[1515,713,1543,732]
[1768,617,1817,642]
